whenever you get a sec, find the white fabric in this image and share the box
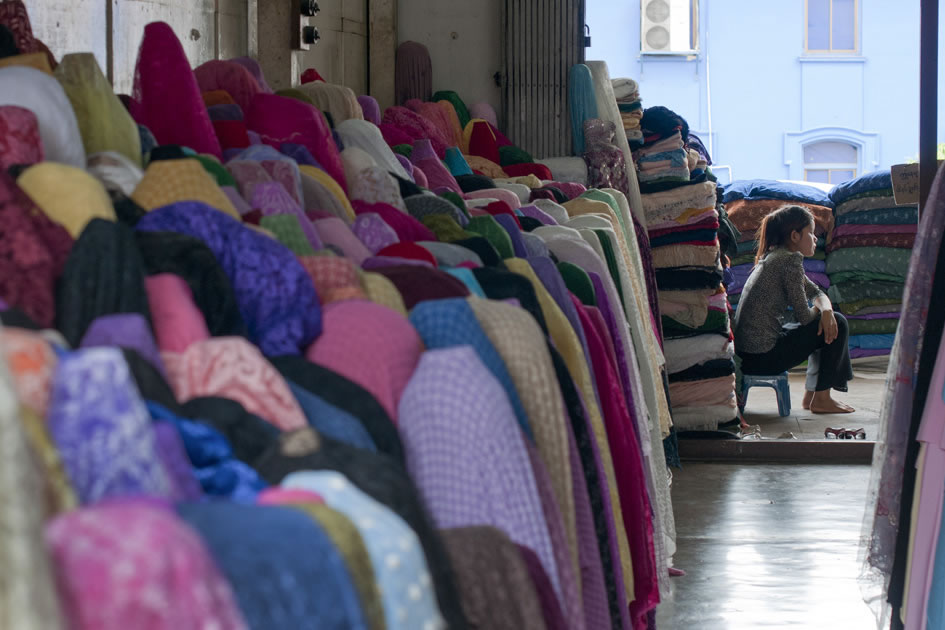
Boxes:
[536,157,588,186]
[640,181,718,226]
[664,335,735,374]
[670,405,739,432]
[339,147,378,187]
[465,197,500,208]
[533,199,571,224]
[0,66,85,168]
[493,181,532,204]
[611,77,640,100]
[297,81,364,123]
[87,151,144,196]
[336,119,411,181]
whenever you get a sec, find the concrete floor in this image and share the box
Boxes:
[656,463,876,629]
[740,356,888,441]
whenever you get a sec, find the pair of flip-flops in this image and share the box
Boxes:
[825,427,866,440]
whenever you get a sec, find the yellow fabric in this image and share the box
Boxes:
[17,163,115,237]
[132,159,240,219]
[54,53,142,166]
[437,100,465,146]
[513,175,544,189]
[502,258,635,599]
[461,117,491,154]
[0,52,52,74]
[299,165,356,222]
[359,271,408,317]
[20,406,77,516]
[463,155,508,179]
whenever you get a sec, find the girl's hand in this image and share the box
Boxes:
[818,310,839,344]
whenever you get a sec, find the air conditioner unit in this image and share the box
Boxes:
[641,0,695,53]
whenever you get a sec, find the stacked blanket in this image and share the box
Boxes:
[826,170,917,357]
[643,181,737,431]
[612,78,643,148]
[721,180,835,310]
[634,131,690,186]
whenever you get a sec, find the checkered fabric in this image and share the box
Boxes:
[360,272,408,316]
[132,159,239,218]
[297,255,367,304]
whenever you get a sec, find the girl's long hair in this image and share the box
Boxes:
[755,205,815,264]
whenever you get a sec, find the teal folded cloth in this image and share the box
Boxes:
[444,147,473,176]
[569,64,597,156]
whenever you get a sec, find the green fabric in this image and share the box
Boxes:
[829,270,906,285]
[848,317,900,336]
[392,144,413,158]
[663,308,729,336]
[838,297,902,315]
[259,215,317,255]
[828,279,905,304]
[195,155,236,187]
[825,246,912,278]
[498,145,534,166]
[420,214,472,242]
[581,189,621,215]
[467,215,514,259]
[593,229,626,307]
[843,189,894,202]
[557,261,597,306]
[439,191,470,219]
[432,90,471,128]
[275,88,315,105]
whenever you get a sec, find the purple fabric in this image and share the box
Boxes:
[280,143,320,168]
[247,130,262,145]
[847,311,901,320]
[153,421,203,500]
[851,348,891,359]
[251,181,324,251]
[208,104,244,121]
[520,204,557,225]
[494,214,528,258]
[517,544,569,630]
[357,95,381,126]
[48,348,175,504]
[728,262,830,295]
[522,233,551,259]
[630,211,663,347]
[352,213,400,254]
[395,154,416,181]
[397,345,563,601]
[361,255,435,270]
[229,56,273,93]
[136,201,321,356]
[79,313,167,379]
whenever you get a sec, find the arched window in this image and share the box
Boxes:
[803,141,858,185]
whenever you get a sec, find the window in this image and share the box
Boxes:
[641,0,698,54]
[803,141,857,184]
[806,0,858,53]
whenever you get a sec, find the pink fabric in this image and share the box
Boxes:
[489,123,514,149]
[313,217,373,264]
[305,299,422,421]
[0,105,43,170]
[469,103,498,129]
[378,123,415,148]
[352,213,400,254]
[465,188,522,210]
[382,106,450,158]
[357,95,381,126]
[226,160,272,203]
[251,182,324,251]
[246,93,347,193]
[407,100,458,150]
[297,255,366,304]
[412,165,429,188]
[194,60,262,117]
[145,275,210,354]
[131,22,222,158]
[229,56,273,94]
[46,499,248,630]
[260,160,304,206]
[257,487,324,505]
[410,140,461,193]
[162,337,308,431]
[352,200,437,242]
[831,223,919,238]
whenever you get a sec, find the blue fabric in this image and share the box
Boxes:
[828,169,893,204]
[146,401,267,503]
[281,143,321,168]
[929,486,945,629]
[286,381,377,452]
[848,333,896,350]
[444,268,487,297]
[494,214,528,258]
[835,206,919,226]
[178,502,370,630]
[136,202,321,356]
[722,179,833,207]
[569,64,598,156]
[408,298,533,440]
[639,150,688,166]
[444,147,473,177]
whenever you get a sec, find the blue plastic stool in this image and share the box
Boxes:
[739,372,791,417]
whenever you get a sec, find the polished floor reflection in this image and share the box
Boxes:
[656,463,876,629]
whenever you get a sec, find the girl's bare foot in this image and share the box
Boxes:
[803,390,814,410]
[810,390,855,414]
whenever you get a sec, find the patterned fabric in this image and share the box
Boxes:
[260,159,304,207]
[145,274,211,354]
[350,167,408,212]
[306,300,421,422]
[313,218,373,264]
[286,381,377,451]
[194,60,262,117]
[80,313,166,379]
[227,160,272,203]
[299,164,357,221]
[1,327,56,417]
[398,346,563,600]
[162,337,307,432]
[252,182,323,251]
[352,213,400,254]
[18,162,116,238]
[834,205,918,226]
[0,331,66,630]
[132,159,240,219]
[0,105,42,169]
[136,202,321,357]
[360,272,409,316]
[47,348,174,504]
[826,246,912,278]
[383,106,450,158]
[283,470,446,630]
[583,119,629,195]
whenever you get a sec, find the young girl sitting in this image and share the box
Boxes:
[733,205,854,414]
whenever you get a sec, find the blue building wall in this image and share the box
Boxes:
[585,0,940,184]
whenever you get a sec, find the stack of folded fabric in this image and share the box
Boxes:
[826,170,917,358]
[612,78,643,148]
[643,179,738,431]
[721,180,835,311]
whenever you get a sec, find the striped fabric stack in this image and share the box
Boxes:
[611,78,644,148]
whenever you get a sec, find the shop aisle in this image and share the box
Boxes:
[656,463,875,629]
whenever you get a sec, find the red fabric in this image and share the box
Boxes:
[0,105,43,169]
[0,1,56,69]
[376,242,438,267]
[351,200,436,243]
[242,209,263,225]
[467,120,501,164]
[372,266,471,311]
[382,106,450,158]
[300,68,325,84]
[488,122,514,148]
[485,201,522,229]
[0,171,73,327]
[529,189,558,202]
[246,93,347,193]
[195,60,261,115]
[131,23,222,158]
[212,120,251,151]
[826,232,917,253]
[406,100,457,150]
[378,123,415,148]
[503,163,553,180]
[573,297,659,627]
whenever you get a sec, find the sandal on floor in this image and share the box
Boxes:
[841,428,866,440]
[825,427,845,439]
